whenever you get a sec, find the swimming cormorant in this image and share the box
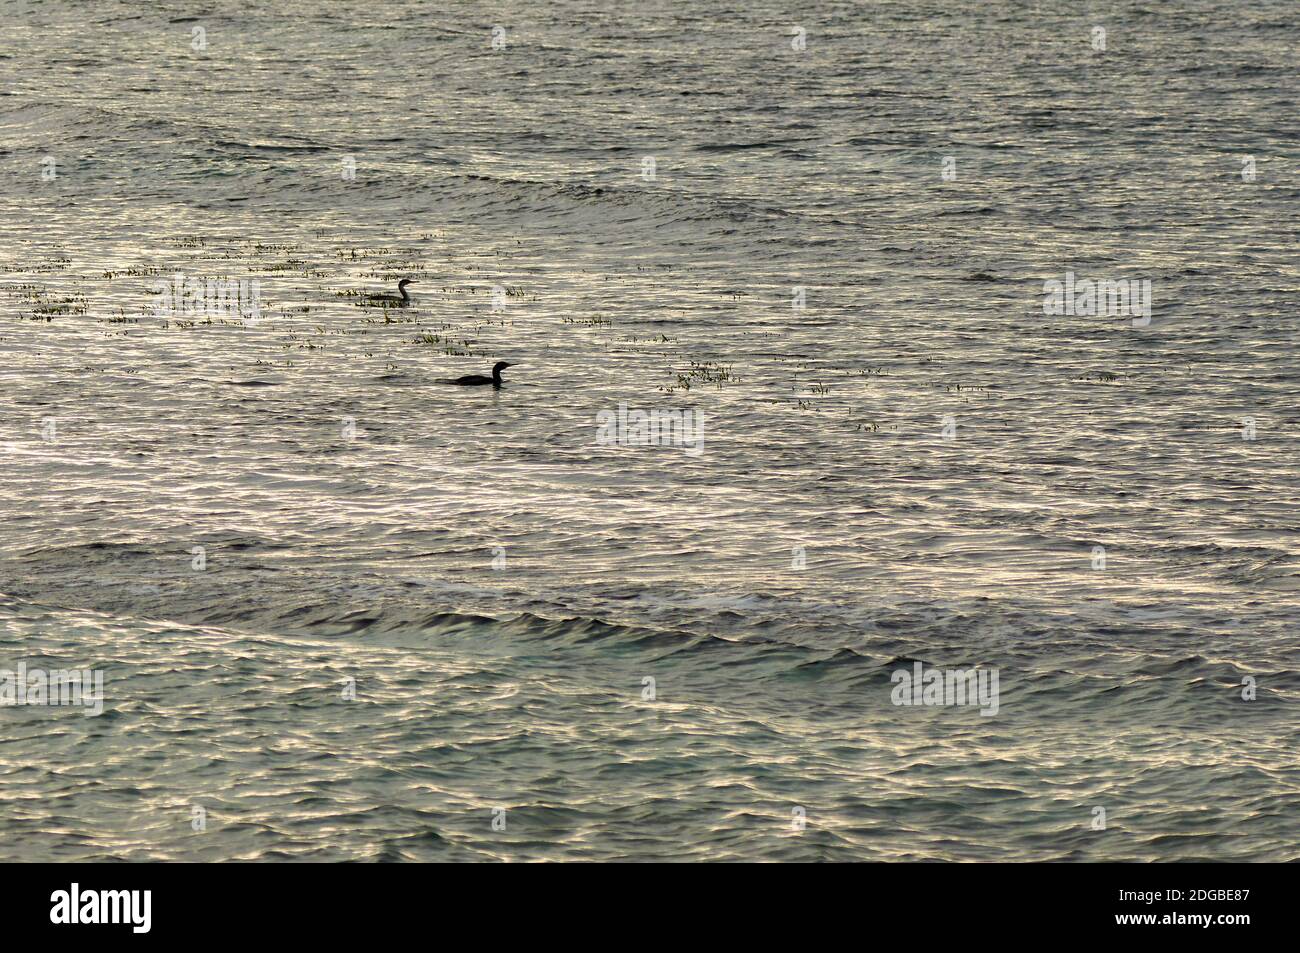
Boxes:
[366,278,415,306]
[450,361,515,387]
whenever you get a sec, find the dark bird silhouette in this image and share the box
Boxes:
[366,278,415,306]
[450,361,515,387]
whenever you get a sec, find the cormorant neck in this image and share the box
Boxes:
[399,285,410,303]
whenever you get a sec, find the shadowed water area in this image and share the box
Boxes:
[0,0,1297,860]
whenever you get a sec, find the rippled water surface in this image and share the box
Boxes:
[1,0,1297,861]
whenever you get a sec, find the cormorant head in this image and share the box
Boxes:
[493,361,514,373]
[398,278,415,289]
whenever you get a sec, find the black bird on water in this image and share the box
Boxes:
[366,278,415,306]
[450,361,515,388]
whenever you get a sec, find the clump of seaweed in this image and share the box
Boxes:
[13,287,88,320]
[660,360,736,394]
